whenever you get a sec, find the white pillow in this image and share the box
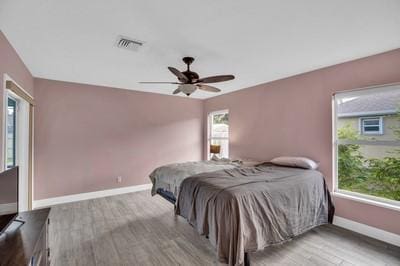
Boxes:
[270,156,318,170]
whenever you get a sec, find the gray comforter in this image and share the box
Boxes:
[149,160,239,198]
[176,163,334,266]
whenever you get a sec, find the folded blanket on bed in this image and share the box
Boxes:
[176,163,334,266]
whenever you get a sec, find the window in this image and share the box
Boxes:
[208,110,229,159]
[4,79,33,212]
[334,84,400,208]
[6,97,17,169]
[360,117,383,135]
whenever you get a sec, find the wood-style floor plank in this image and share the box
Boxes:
[48,190,400,266]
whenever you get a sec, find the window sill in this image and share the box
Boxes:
[332,191,400,212]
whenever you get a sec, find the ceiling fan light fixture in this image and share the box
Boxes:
[139,57,235,96]
[178,84,197,96]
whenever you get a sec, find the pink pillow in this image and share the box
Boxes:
[270,156,318,170]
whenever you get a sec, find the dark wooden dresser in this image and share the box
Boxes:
[0,208,51,266]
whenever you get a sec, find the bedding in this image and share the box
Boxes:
[270,156,319,169]
[176,163,334,266]
[149,160,239,198]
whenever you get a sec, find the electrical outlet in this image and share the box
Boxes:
[116,176,122,183]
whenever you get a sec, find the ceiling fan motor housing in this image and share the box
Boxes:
[182,71,199,83]
[181,57,199,83]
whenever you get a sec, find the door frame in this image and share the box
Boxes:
[2,74,34,210]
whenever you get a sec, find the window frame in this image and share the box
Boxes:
[207,109,229,159]
[6,96,18,169]
[359,116,383,135]
[332,84,400,212]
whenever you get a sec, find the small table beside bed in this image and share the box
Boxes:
[149,157,335,266]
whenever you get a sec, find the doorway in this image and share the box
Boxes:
[4,77,33,211]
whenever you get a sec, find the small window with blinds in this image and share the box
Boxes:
[360,117,383,135]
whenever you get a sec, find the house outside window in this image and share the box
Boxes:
[334,84,400,208]
[208,110,229,159]
[360,117,383,135]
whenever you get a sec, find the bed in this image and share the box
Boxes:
[150,161,334,266]
[149,159,240,202]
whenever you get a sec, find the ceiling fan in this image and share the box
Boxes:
[140,57,235,96]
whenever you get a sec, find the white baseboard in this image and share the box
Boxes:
[33,183,152,209]
[333,216,400,247]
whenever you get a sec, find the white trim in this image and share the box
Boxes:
[208,109,229,116]
[331,96,338,191]
[333,191,400,212]
[2,75,8,172]
[333,216,400,247]
[333,82,400,98]
[33,183,152,209]
[3,74,34,99]
[31,105,35,208]
[338,109,397,118]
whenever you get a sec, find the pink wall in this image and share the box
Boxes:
[34,78,203,199]
[2,28,399,235]
[204,49,400,235]
[0,31,34,168]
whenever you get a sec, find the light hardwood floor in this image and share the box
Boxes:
[49,190,400,266]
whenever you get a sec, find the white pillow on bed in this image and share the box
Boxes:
[270,156,319,170]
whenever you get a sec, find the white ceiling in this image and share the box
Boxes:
[1,0,400,99]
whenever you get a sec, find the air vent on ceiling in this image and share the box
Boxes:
[116,35,144,51]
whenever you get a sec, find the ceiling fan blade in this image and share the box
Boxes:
[139,82,181,84]
[197,75,234,84]
[173,88,181,94]
[197,84,221,93]
[168,67,189,82]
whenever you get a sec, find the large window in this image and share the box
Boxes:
[334,84,400,207]
[208,110,229,159]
